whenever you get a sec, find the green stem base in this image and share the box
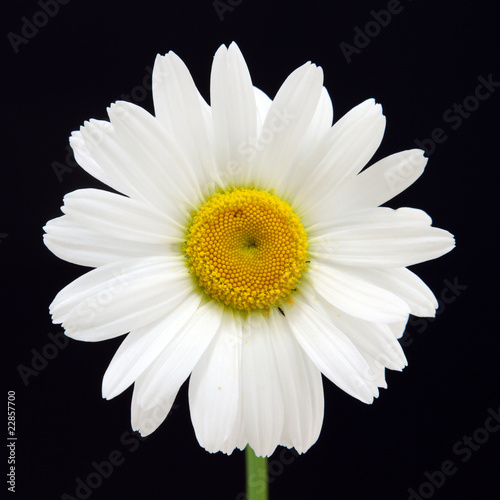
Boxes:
[245,446,268,500]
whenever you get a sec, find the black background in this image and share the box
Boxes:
[2,1,499,499]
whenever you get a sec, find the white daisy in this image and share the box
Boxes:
[44,42,455,457]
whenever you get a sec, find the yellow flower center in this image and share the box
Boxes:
[185,187,308,311]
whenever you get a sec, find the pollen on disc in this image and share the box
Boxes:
[185,187,308,311]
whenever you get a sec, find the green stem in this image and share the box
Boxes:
[245,446,268,500]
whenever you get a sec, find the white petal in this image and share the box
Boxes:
[308,208,455,268]
[308,262,411,323]
[308,207,432,239]
[388,319,409,339]
[43,216,168,268]
[359,267,438,318]
[299,86,334,148]
[254,86,272,131]
[131,372,176,437]
[301,283,407,371]
[299,284,396,386]
[106,101,202,218]
[278,87,334,194]
[363,356,387,389]
[250,62,324,189]
[287,296,378,403]
[240,314,284,457]
[50,257,192,341]
[79,115,194,220]
[210,43,258,186]
[330,150,428,214]
[313,227,455,268]
[61,188,183,244]
[102,292,203,400]
[69,128,120,190]
[189,312,243,454]
[78,119,150,201]
[137,301,223,410]
[332,311,407,371]
[313,86,334,131]
[152,50,217,192]
[268,312,324,454]
[289,99,385,214]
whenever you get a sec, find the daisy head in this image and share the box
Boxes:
[44,42,455,457]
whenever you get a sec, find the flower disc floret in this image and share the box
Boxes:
[185,187,308,311]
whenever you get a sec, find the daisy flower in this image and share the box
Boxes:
[44,42,455,457]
